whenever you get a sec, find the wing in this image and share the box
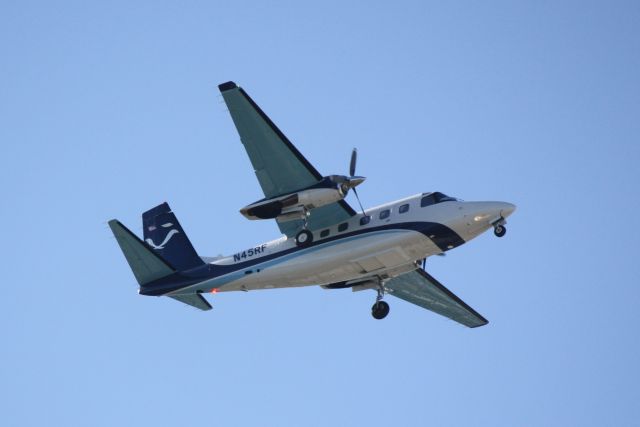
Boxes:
[219,81,356,237]
[385,269,488,328]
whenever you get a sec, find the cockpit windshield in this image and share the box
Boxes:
[433,192,457,202]
[420,192,458,207]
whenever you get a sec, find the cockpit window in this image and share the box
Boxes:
[421,192,457,207]
[433,192,457,202]
[421,194,435,207]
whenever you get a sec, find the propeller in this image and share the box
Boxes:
[349,147,357,176]
[345,148,366,215]
[329,149,367,214]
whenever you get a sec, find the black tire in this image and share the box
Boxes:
[295,229,313,247]
[494,225,506,237]
[371,301,390,320]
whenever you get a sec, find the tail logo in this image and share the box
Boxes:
[146,229,180,250]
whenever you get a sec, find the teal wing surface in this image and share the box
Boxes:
[385,269,488,328]
[219,81,355,237]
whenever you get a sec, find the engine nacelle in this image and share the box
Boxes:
[240,187,344,221]
[295,187,344,209]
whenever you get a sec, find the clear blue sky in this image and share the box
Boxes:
[2,1,639,425]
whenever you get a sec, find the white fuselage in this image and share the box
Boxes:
[172,194,515,295]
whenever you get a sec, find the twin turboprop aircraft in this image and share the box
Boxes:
[109,81,516,326]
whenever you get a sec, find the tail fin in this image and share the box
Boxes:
[108,220,176,285]
[142,202,204,271]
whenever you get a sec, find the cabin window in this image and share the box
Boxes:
[421,194,436,207]
[379,209,391,220]
[360,215,371,226]
[399,203,410,214]
[338,222,349,232]
[320,229,330,238]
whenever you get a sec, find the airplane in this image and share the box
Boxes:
[108,81,516,327]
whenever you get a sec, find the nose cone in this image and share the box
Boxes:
[465,201,515,224]
[348,176,366,188]
[451,201,517,242]
[500,202,516,218]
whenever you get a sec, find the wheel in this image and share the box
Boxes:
[371,300,390,320]
[295,229,313,247]
[494,225,506,237]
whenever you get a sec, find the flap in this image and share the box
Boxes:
[169,293,212,311]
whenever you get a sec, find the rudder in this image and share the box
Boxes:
[142,202,204,271]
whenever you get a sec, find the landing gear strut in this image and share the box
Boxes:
[371,282,390,319]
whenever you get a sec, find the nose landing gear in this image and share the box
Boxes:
[492,216,507,238]
[371,281,390,319]
[493,224,506,237]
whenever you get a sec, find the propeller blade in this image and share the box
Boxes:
[352,187,366,216]
[349,148,357,177]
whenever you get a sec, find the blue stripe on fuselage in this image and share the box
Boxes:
[139,221,463,296]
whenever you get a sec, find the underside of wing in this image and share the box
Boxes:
[385,269,488,328]
[219,81,355,237]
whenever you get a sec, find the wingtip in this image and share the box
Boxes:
[218,81,237,92]
[469,319,489,328]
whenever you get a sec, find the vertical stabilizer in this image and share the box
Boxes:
[142,203,204,271]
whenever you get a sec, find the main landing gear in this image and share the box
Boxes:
[371,282,390,320]
[295,208,314,247]
[295,229,313,247]
[372,300,390,319]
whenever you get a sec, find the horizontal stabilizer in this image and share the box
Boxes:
[108,220,175,285]
[169,294,212,311]
[385,269,488,328]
